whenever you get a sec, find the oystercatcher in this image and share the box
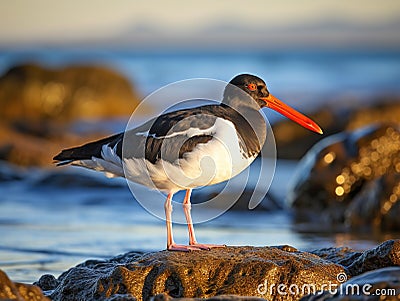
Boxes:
[53,74,322,251]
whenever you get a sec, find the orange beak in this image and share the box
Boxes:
[261,94,323,134]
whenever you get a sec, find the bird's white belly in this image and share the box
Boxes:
[123,118,256,192]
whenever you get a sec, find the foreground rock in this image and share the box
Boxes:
[288,124,400,231]
[32,240,399,301]
[308,239,400,276]
[0,63,141,167]
[37,246,344,301]
[0,269,49,301]
[301,267,400,300]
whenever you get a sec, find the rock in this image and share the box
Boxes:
[192,188,281,211]
[288,124,400,231]
[0,269,50,301]
[0,119,108,167]
[152,294,267,301]
[274,98,400,159]
[301,267,400,301]
[39,246,345,301]
[294,240,400,300]
[308,240,400,276]
[0,63,140,124]
[0,63,141,167]
[33,274,60,292]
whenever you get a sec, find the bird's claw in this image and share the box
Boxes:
[167,243,226,252]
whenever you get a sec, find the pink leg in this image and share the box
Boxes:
[164,192,205,252]
[183,189,225,250]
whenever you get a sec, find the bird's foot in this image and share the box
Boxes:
[167,243,226,252]
[190,243,226,250]
[167,243,204,252]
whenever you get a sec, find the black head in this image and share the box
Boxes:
[224,74,270,108]
[223,73,323,134]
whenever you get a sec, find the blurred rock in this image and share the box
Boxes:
[0,118,107,167]
[0,63,140,124]
[288,124,400,231]
[273,97,400,159]
[40,246,344,301]
[0,269,50,301]
[0,63,141,167]
[192,188,281,211]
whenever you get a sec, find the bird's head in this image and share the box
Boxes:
[224,73,323,134]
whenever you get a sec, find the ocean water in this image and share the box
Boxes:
[1,48,400,103]
[0,48,400,283]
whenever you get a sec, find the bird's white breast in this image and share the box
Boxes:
[124,117,256,192]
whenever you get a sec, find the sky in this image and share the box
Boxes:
[1,0,400,49]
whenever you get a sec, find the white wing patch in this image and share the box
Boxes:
[135,124,215,140]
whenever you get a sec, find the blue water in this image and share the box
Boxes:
[0,160,384,284]
[1,48,400,104]
[1,48,400,283]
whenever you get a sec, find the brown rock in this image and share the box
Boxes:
[0,269,50,301]
[0,63,140,123]
[0,119,108,167]
[153,294,267,301]
[42,246,345,301]
[0,63,142,167]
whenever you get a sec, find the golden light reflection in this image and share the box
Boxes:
[323,152,336,164]
[335,186,345,197]
[332,126,400,200]
[336,175,345,185]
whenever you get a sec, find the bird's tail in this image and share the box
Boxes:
[53,132,123,166]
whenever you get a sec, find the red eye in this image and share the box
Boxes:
[247,83,257,91]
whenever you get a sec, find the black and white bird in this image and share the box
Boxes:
[53,74,322,251]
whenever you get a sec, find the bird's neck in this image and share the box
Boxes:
[219,99,267,156]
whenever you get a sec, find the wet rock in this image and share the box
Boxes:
[301,267,400,301]
[33,274,60,292]
[288,124,400,231]
[274,98,400,159]
[0,63,141,167]
[152,294,267,301]
[39,246,345,301]
[308,240,400,276]
[0,269,50,301]
[297,240,400,300]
